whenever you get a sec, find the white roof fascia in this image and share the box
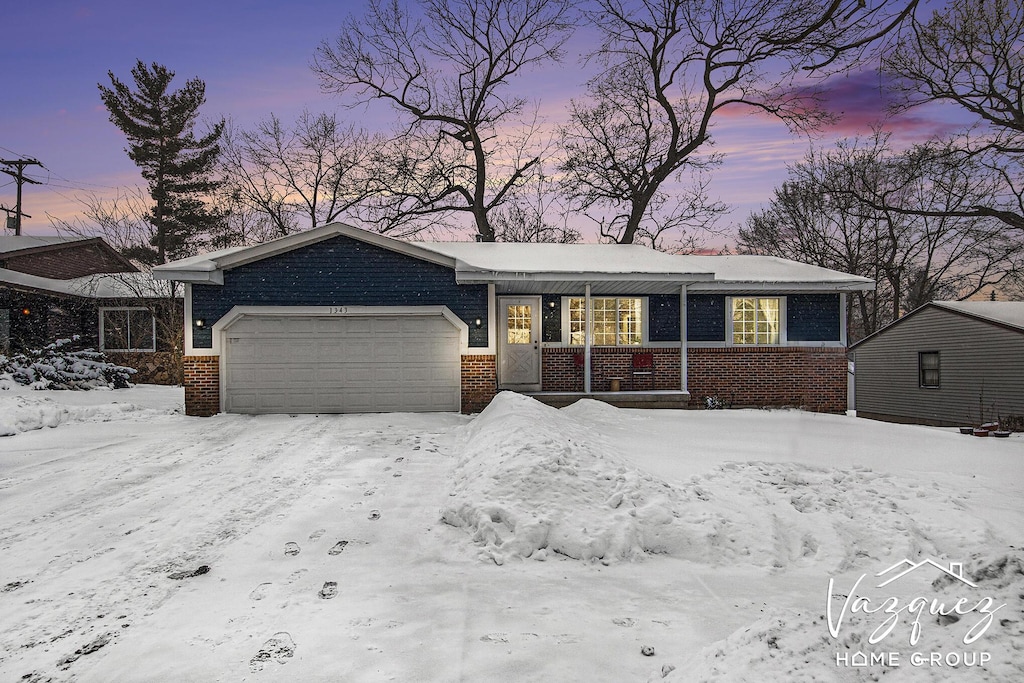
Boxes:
[687,280,876,292]
[151,269,224,285]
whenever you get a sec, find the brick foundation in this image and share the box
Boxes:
[184,355,220,416]
[688,346,847,413]
[541,347,682,392]
[461,354,497,413]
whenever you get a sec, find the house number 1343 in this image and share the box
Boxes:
[328,306,348,314]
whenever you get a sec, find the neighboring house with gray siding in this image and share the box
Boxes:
[850,301,1024,427]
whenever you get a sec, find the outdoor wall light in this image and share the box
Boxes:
[473,317,483,328]
[548,300,557,309]
[194,318,206,328]
[20,307,31,316]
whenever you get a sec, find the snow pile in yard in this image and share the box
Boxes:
[678,551,1024,681]
[0,390,178,436]
[442,392,698,564]
[443,395,993,568]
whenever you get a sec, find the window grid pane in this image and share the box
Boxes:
[919,352,940,388]
[129,309,155,350]
[507,305,532,345]
[103,309,130,350]
[733,298,780,345]
[567,297,643,347]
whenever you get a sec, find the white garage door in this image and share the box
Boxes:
[223,313,461,414]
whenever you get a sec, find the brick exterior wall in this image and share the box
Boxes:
[184,356,220,416]
[542,347,682,392]
[688,346,847,413]
[461,354,497,413]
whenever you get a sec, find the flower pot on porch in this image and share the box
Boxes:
[972,428,990,437]
[958,427,974,435]
[609,378,622,392]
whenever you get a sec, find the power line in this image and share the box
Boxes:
[0,158,43,235]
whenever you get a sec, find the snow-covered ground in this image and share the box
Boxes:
[1,386,1021,682]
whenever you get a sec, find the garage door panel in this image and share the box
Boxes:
[224,313,461,414]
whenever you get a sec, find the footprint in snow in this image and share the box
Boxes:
[328,541,349,555]
[284,542,300,556]
[168,565,210,580]
[364,489,376,497]
[249,632,295,672]
[308,528,326,541]
[319,581,338,599]
[249,583,272,601]
[612,618,638,628]
[368,510,381,520]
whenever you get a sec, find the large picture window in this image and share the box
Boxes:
[101,307,155,352]
[569,297,643,346]
[732,297,780,345]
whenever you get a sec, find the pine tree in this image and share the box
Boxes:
[99,60,224,264]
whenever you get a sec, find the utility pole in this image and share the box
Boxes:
[0,158,42,235]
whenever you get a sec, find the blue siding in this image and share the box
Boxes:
[191,235,489,348]
[787,294,841,342]
[649,294,680,342]
[687,294,726,342]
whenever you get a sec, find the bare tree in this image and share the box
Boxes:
[739,135,1022,340]
[220,110,379,237]
[874,0,1024,231]
[560,0,919,246]
[489,171,580,243]
[312,0,574,241]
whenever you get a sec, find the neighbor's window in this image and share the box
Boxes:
[101,308,155,352]
[732,297,780,345]
[919,351,940,388]
[569,297,642,346]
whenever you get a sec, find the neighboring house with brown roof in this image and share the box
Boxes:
[850,301,1024,427]
[0,236,182,384]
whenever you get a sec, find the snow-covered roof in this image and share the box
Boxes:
[0,235,90,255]
[932,300,1024,332]
[0,268,177,299]
[152,222,875,294]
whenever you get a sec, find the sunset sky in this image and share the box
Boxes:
[1,1,964,246]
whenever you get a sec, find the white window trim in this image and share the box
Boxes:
[99,306,157,353]
[557,296,649,347]
[726,296,788,347]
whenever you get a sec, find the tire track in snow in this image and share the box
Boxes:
[0,414,362,680]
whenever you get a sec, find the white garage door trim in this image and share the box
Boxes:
[216,306,468,414]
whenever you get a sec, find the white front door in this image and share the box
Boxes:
[498,297,541,389]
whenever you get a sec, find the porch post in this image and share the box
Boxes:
[680,285,688,392]
[584,283,592,394]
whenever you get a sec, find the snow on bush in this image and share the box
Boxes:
[0,337,135,390]
[677,551,1024,681]
[443,394,993,568]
